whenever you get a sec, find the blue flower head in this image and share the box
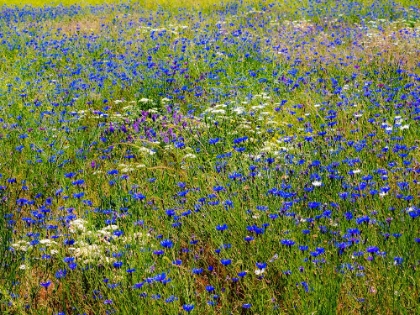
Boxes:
[183,304,194,312]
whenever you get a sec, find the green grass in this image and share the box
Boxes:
[0,0,419,314]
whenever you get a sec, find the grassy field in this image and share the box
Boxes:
[0,0,419,314]
[1,0,419,11]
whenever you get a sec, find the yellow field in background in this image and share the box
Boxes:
[0,0,417,9]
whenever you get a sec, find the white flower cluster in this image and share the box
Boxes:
[67,219,150,265]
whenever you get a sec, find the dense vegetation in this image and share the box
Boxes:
[0,0,419,314]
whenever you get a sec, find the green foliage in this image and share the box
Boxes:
[0,0,419,314]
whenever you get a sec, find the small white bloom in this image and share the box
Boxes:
[232,107,245,114]
[210,109,226,114]
[39,239,57,246]
[183,153,197,159]
[121,167,134,172]
[138,147,156,156]
[69,219,87,233]
[269,254,279,262]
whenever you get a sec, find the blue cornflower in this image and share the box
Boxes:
[209,138,220,145]
[213,185,225,192]
[192,268,203,275]
[72,179,85,186]
[166,209,176,217]
[308,201,321,209]
[301,281,309,292]
[236,271,246,278]
[165,295,178,303]
[30,239,39,246]
[281,239,295,247]
[366,246,379,254]
[233,136,248,144]
[183,304,194,312]
[256,262,267,269]
[299,245,308,251]
[220,259,231,266]
[216,224,228,231]
[113,262,123,269]
[133,282,144,289]
[153,273,167,282]
[256,205,268,211]
[356,216,370,225]
[113,230,124,237]
[244,236,254,242]
[160,239,174,248]
[132,193,146,200]
[73,192,84,199]
[55,269,67,279]
[206,285,215,292]
[394,257,403,266]
[224,200,233,210]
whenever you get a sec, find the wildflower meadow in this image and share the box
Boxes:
[0,0,419,314]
